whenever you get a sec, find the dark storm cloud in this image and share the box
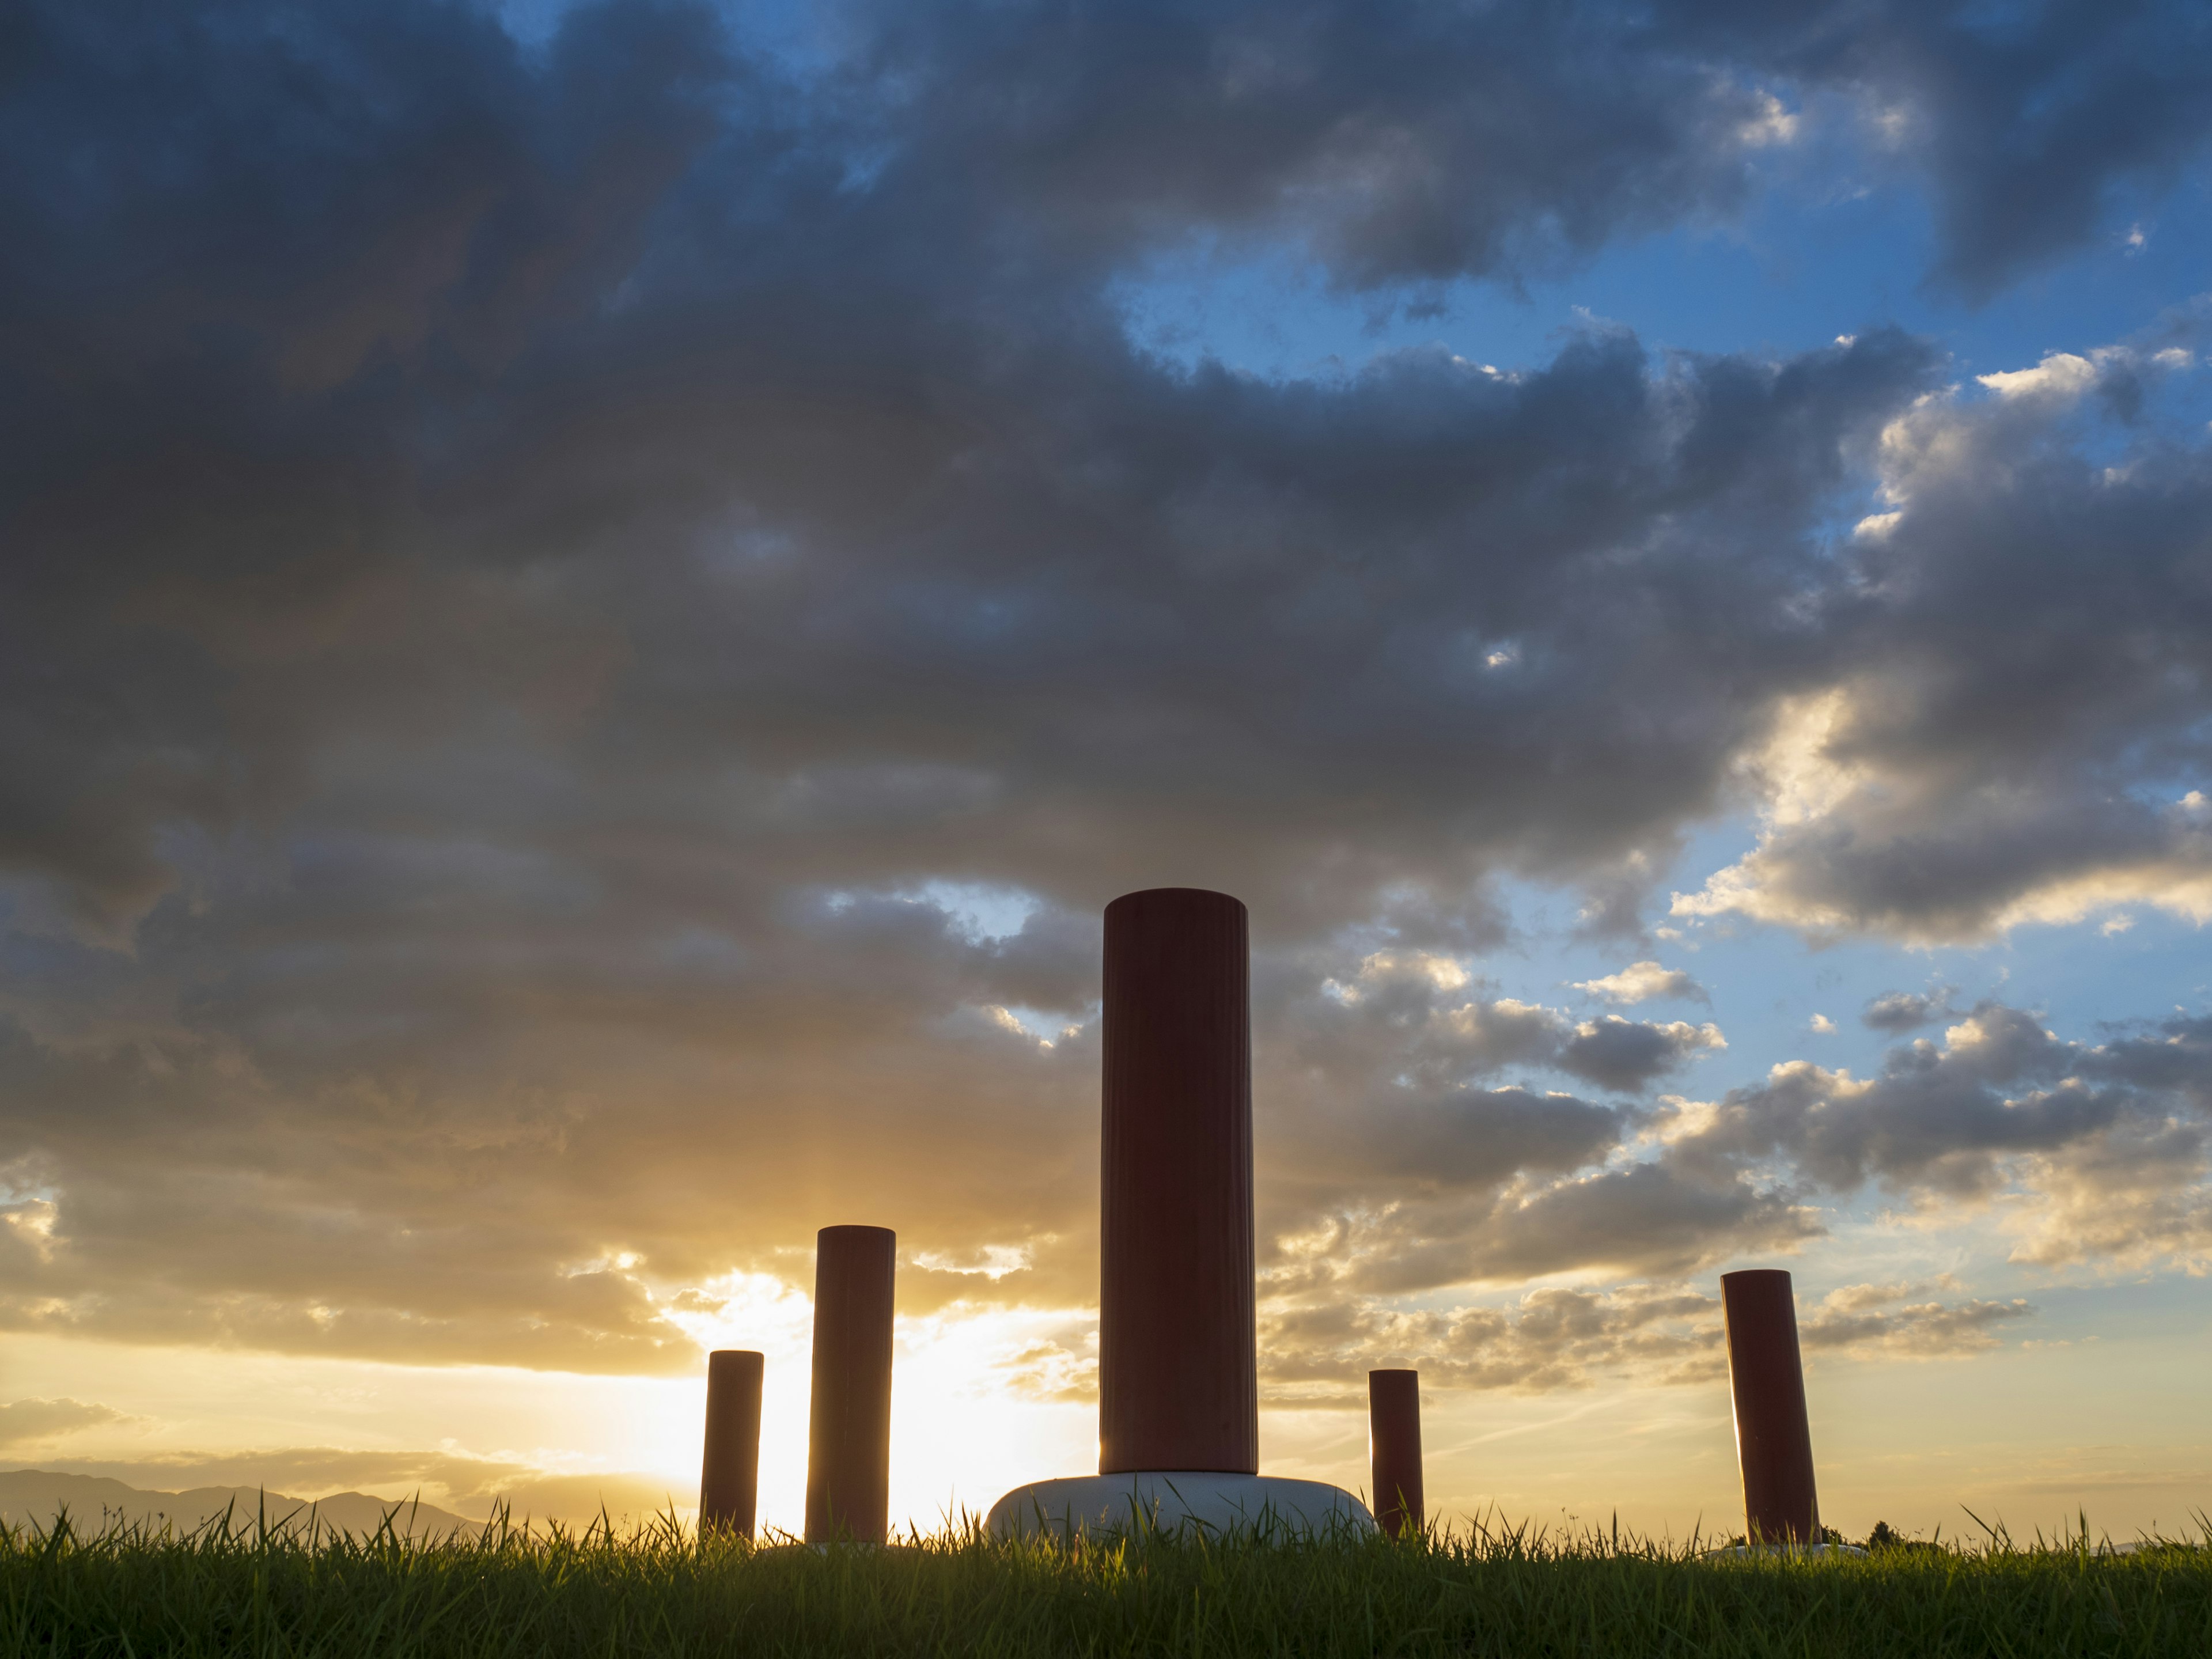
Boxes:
[2,0,2211,1373]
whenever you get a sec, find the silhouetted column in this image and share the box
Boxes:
[1721,1268,1819,1544]
[699,1349,763,1538]
[1099,887,1257,1475]
[805,1225,896,1543]
[1369,1369,1424,1538]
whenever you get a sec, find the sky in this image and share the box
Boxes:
[3,0,2211,1544]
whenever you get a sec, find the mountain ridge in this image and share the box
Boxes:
[0,1468,476,1538]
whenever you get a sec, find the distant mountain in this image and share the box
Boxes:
[0,1469,476,1539]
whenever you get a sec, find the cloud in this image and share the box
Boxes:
[1262,1284,1724,1400]
[0,0,2207,1375]
[2005,1115,2212,1271]
[1798,1283,2033,1357]
[1257,1277,2035,1402]
[1658,1004,2212,1267]
[845,0,2212,299]
[1261,1157,1818,1305]
[1241,950,1766,1293]
[0,1398,127,1451]
[0,1002,1103,1372]
[1666,1004,2122,1196]
[0,929,1753,1368]
[1976,353,2104,403]
[1557,1017,1726,1093]
[1573,961,1709,1006]
[1862,987,1960,1032]
[1671,332,2212,945]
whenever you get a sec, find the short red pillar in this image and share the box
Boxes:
[1369,1369,1424,1538]
[1099,888,1257,1475]
[805,1225,896,1544]
[1721,1268,1819,1544]
[699,1349,763,1537]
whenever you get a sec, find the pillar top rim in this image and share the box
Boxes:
[1105,886,1247,910]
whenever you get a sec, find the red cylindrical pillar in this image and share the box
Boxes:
[1721,1268,1819,1544]
[699,1349,763,1538]
[1369,1369,1424,1538]
[805,1225,896,1544]
[1099,887,1256,1475]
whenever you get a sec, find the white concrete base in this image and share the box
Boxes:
[986,1472,1374,1541]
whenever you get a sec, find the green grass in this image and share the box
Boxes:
[4,1505,2209,1657]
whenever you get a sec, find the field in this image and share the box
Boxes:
[5,1507,2209,1657]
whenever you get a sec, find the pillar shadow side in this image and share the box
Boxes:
[1721,1267,1819,1544]
[1099,887,1256,1475]
[700,1349,764,1538]
[805,1224,896,1544]
[1368,1368,1423,1538]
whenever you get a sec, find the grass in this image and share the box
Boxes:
[3,1503,2209,1657]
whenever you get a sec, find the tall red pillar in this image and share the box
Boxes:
[805,1225,896,1543]
[1099,887,1257,1475]
[1721,1268,1819,1544]
[1368,1369,1423,1538]
[699,1349,763,1538]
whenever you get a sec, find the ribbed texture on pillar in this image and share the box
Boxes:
[699,1349,763,1538]
[1368,1369,1424,1538]
[805,1225,896,1544]
[1722,1268,1819,1544]
[1099,888,1257,1475]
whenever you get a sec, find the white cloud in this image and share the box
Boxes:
[1571,961,1708,1006]
[1977,351,2097,402]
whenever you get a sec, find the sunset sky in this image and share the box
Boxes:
[4,0,2211,1543]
